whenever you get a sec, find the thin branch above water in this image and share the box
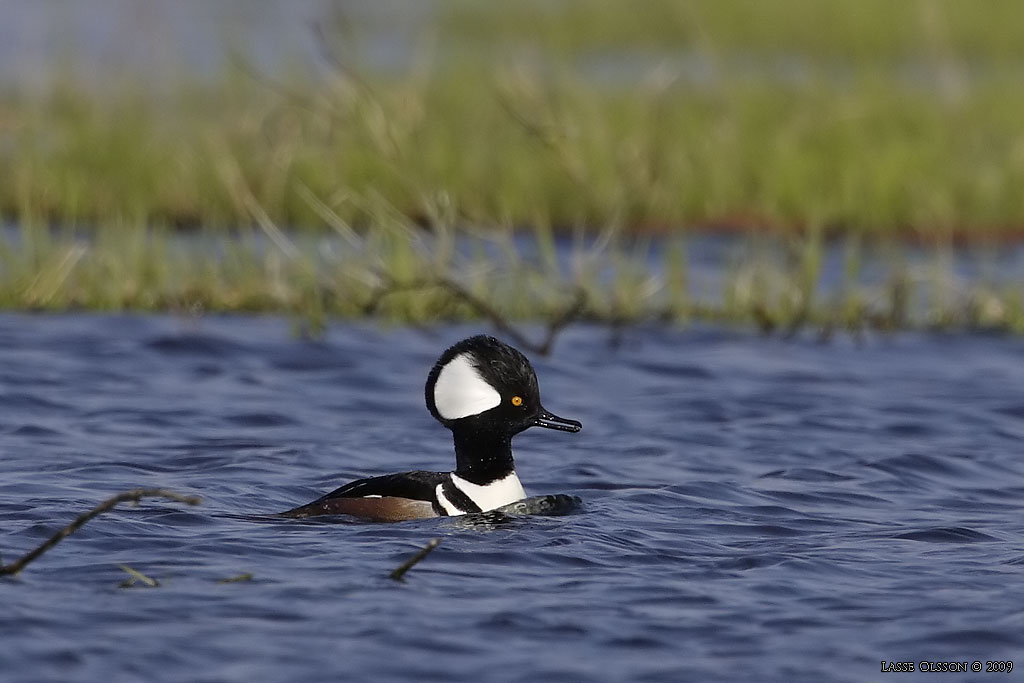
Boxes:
[389,538,442,582]
[0,488,202,577]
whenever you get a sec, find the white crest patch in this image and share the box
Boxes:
[433,353,501,420]
[450,472,526,512]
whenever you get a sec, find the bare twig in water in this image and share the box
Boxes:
[0,488,201,577]
[365,276,587,355]
[118,563,160,588]
[537,287,588,355]
[389,538,441,582]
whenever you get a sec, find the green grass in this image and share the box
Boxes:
[8,69,1024,237]
[3,0,1024,236]
[2,0,1024,330]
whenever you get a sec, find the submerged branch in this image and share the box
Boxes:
[0,488,202,577]
[364,276,587,355]
[118,563,160,588]
[217,573,254,584]
[389,538,441,582]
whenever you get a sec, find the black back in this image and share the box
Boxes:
[314,471,447,503]
[313,470,482,514]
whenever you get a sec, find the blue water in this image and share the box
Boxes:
[1,314,1023,682]
[7,0,1020,97]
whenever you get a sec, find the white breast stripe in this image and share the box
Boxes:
[435,483,461,515]
[433,353,501,420]
[450,472,526,512]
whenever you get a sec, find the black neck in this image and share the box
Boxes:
[452,425,515,485]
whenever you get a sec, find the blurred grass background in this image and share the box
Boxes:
[1,0,1023,332]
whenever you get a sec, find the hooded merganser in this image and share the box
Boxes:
[282,335,582,522]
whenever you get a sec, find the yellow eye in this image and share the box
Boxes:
[511,396,523,407]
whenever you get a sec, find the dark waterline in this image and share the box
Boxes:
[1,314,1023,682]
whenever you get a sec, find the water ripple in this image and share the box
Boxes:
[893,527,1000,543]
[1,316,1023,682]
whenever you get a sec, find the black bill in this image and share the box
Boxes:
[533,408,582,433]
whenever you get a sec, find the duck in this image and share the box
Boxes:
[282,335,582,521]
